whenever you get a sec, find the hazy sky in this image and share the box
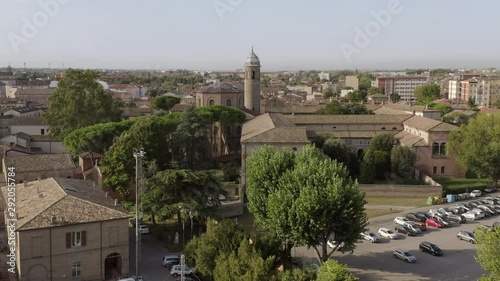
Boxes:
[1,0,499,71]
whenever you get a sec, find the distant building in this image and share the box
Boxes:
[376,76,428,102]
[460,78,479,104]
[244,48,261,114]
[12,88,56,106]
[448,80,461,100]
[345,76,359,90]
[340,89,354,97]
[286,86,312,95]
[318,72,330,81]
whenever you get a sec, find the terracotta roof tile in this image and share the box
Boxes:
[0,178,130,231]
[4,154,75,173]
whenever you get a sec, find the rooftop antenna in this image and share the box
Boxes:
[24,62,26,71]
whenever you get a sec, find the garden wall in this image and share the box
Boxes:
[358,184,443,198]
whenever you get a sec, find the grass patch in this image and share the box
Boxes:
[365,208,401,218]
[436,178,492,195]
[365,197,428,207]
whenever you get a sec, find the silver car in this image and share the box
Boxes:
[393,248,416,263]
[360,231,380,243]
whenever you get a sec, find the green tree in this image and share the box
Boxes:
[448,113,500,184]
[277,268,316,281]
[151,95,181,111]
[247,145,367,263]
[390,93,401,103]
[141,169,224,224]
[316,101,373,115]
[442,112,469,126]
[324,89,335,98]
[321,138,358,176]
[172,107,212,170]
[368,87,382,96]
[429,103,453,116]
[391,146,416,178]
[475,228,500,281]
[44,69,123,139]
[359,149,376,184]
[214,238,275,281]
[63,119,135,155]
[101,115,180,196]
[185,219,246,278]
[373,150,391,180]
[414,84,441,105]
[370,134,395,154]
[316,260,359,281]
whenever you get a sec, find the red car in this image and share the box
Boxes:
[425,218,444,228]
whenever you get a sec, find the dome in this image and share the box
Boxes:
[244,48,260,66]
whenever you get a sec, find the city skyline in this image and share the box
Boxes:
[2,0,500,71]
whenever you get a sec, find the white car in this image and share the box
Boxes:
[438,208,453,216]
[470,209,486,219]
[170,264,196,277]
[393,217,410,226]
[327,239,344,249]
[470,190,482,198]
[360,232,380,243]
[463,212,478,220]
[139,225,150,234]
[378,228,398,239]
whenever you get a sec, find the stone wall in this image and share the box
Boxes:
[358,184,442,198]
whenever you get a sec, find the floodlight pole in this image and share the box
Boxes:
[133,147,145,277]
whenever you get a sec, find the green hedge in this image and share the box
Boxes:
[436,178,491,195]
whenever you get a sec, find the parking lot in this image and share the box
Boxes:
[295,195,499,281]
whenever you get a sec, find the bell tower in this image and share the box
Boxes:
[244,48,261,114]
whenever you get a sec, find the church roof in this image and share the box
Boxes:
[245,48,261,66]
[198,82,242,94]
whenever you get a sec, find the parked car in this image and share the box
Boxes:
[416,212,430,220]
[438,208,453,216]
[360,232,380,243]
[139,225,150,234]
[470,190,482,198]
[467,201,482,209]
[425,218,444,228]
[162,255,181,268]
[432,216,452,227]
[419,241,443,256]
[449,206,466,215]
[118,277,143,281]
[407,213,426,223]
[393,217,410,226]
[447,214,466,223]
[484,186,498,193]
[395,225,417,236]
[471,208,487,218]
[327,240,353,253]
[457,231,476,244]
[170,264,196,277]
[393,248,416,263]
[378,228,398,239]
[463,212,479,221]
[478,205,497,216]
[403,222,422,234]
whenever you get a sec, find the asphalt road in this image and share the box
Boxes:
[295,194,500,281]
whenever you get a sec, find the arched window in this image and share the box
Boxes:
[440,142,446,155]
[209,99,215,106]
[432,142,440,155]
[252,71,256,79]
[392,127,398,130]
[381,127,386,130]
[198,98,201,107]
[226,99,232,106]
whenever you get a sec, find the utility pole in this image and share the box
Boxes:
[133,148,145,277]
[180,254,185,281]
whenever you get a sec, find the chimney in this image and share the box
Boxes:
[105,192,108,198]
[114,199,118,206]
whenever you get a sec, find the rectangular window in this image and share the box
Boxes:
[66,231,86,248]
[441,167,445,174]
[41,129,45,135]
[72,262,81,278]
[433,166,437,174]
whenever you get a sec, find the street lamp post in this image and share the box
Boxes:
[133,147,145,277]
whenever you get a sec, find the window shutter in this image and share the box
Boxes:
[66,233,71,248]
[82,231,87,247]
